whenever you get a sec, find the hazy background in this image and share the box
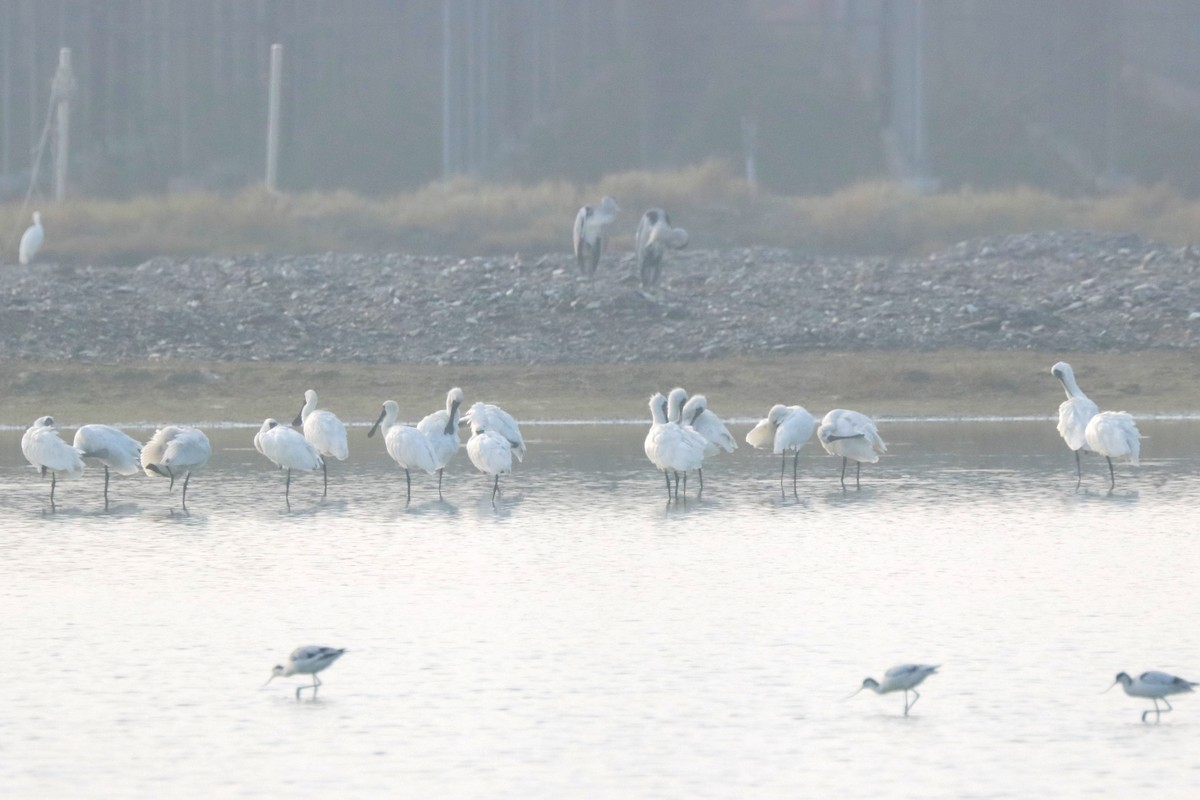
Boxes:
[4,0,1200,200]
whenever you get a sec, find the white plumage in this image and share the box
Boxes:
[644,392,707,500]
[294,389,348,496]
[1108,671,1196,723]
[369,400,438,502]
[18,211,43,265]
[255,418,323,503]
[851,664,939,717]
[73,424,142,507]
[572,195,619,276]
[681,394,737,456]
[635,208,688,288]
[140,426,212,509]
[746,404,816,495]
[1085,411,1141,490]
[1051,361,1099,487]
[460,401,526,462]
[818,408,886,489]
[466,426,513,503]
[417,387,464,497]
[265,645,346,700]
[21,415,84,508]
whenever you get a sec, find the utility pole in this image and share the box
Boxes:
[52,48,77,203]
[266,43,282,191]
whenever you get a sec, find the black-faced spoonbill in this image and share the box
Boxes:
[19,211,43,265]
[746,404,816,496]
[73,424,142,508]
[140,426,212,510]
[818,408,887,490]
[573,196,620,276]
[21,416,84,510]
[1085,411,1141,491]
[1050,361,1099,488]
[293,389,348,497]
[849,664,939,717]
[635,208,688,288]
[460,402,526,463]
[1107,671,1196,723]
[644,393,706,501]
[665,387,711,496]
[265,646,346,700]
[368,400,438,503]
[255,419,323,505]
[466,424,513,505]
[417,387,464,498]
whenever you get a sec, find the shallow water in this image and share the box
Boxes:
[2,420,1200,799]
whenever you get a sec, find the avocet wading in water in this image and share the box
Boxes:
[265,645,346,700]
[294,389,349,497]
[18,210,44,265]
[645,392,706,501]
[1050,361,1099,488]
[21,416,85,510]
[417,387,464,499]
[255,419,323,505]
[635,208,688,288]
[573,195,619,277]
[849,664,939,717]
[1106,671,1196,723]
[140,426,212,510]
[73,424,142,508]
[1085,410,1141,491]
[818,408,886,490]
[746,403,816,496]
[368,400,438,503]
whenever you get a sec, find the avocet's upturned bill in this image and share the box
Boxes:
[1085,411,1141,491]
[294,389,348,497]
[849,664,939,717]
[255,418,323,504]
[1107,671,1196,723]
[1051,361,1099,488]
[746,404,815,496]
[140,426,211,509]
[73,423,142,507]
[417,387,464,498]
[818,408,886,490]
[21,416,85,510]
[368,400,438,503]
[265,645,346,700]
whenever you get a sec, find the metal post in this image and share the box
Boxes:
[266,43,282,191]
[741,115,758,192]
[52,47,76,203]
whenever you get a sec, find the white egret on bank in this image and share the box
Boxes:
[19,211,43,265]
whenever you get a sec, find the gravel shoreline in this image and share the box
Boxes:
[2,231,1198,364]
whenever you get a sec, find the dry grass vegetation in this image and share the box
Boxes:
[7,161,1200,264]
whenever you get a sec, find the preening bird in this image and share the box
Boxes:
[21,416,85,509]
[466,423,513,505]
[417,387,464,498]
[255,418,323,504]
[1050,361,1099,488]
[573,196,619,276]
[1106,671,1196,723]
[293,389,348,497]
[265,646,346,700]
[368,400,438,503]
[746,404,816,496]
[818,408,886,490]
[140,426,212,509]
[1085,411,1141,491]
[19,211,43,265]
[460,402,526,463]
[644,392,707,500]
[850,664,939,717]
[664,387,711,496]
[73,424,142,508]
[635,208,688,288]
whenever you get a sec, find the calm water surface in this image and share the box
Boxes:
[2,420,1199,798]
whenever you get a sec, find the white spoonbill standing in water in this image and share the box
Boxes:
[294,389,348,497]
[417,387,464,498]
[255,419,323,505]
[460,402,526,463]
[1085,411,1140,491]
[573,195,619,276]
[850,664,939,717]
[1050,361,1099,488]
[19,211,43,265]
[746,403,816,496]
[644,393,707,501]
[140,426,212,510]
[265,645,347,700]
[73,424,142,508]
[465,414,514,504]
[21,416,85,510]
[1106,671,1196,723]
[818,409,887,490]
[368,400,439,502]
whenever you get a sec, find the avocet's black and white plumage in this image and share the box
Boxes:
[73,423,142,508]
[368,400,439,503]
[140,425,212,509]
[19,211,43,265]
[1051,361,1099,488]
[255,418,323,504]
[1107,671,1196,723]
[746,404,816,496]
[460,402,526,463]
[21,415,85,509]
[635,208,688,288]
[265,645,346,700]
[1085,411,1141,491]
[850,664,939,717]
[572,196,619,276]
[818,408,886,490]
[417,387,464,498]
[294,389,348,497]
